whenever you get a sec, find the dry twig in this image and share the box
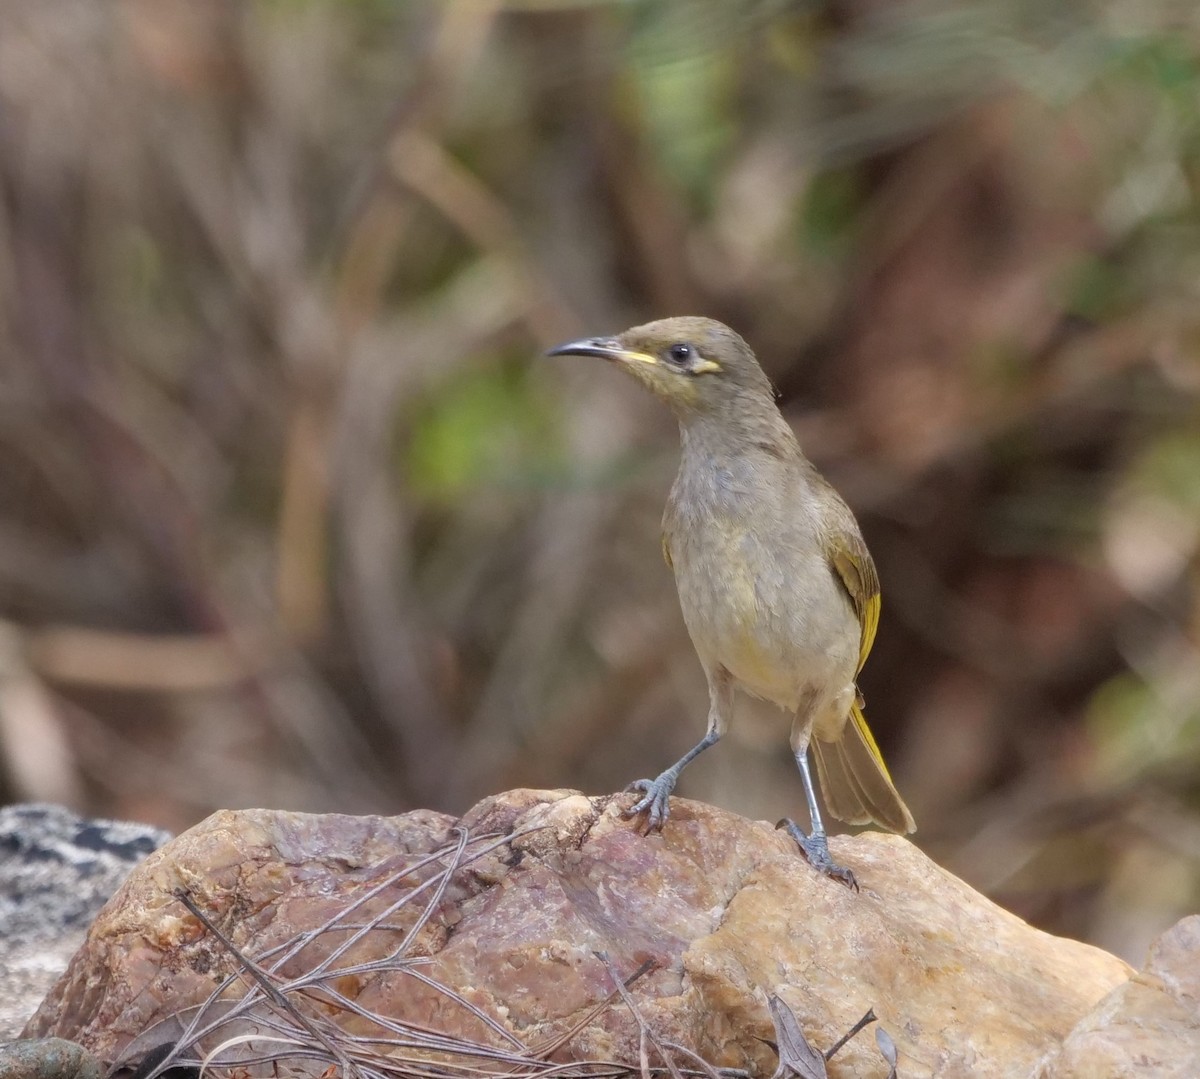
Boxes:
[122,828,730,1079]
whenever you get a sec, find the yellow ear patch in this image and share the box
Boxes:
[692,358,721,375]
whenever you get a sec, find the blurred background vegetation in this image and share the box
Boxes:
[1,0,1199,964]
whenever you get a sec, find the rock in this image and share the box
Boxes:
[0,804,170,1041]
[1034,914,1200,1077]
[0,1037,105,1079]
[23,790,1131,1078]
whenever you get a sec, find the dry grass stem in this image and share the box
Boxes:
[126,828,731,1079]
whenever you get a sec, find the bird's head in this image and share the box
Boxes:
[547,316,775,419]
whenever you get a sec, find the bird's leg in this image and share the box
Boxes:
[625,667,732,833]
[778,748,858,890]
[625,731,717,832]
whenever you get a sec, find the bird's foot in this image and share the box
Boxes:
[776,818,858,891]
[623,772,678,833]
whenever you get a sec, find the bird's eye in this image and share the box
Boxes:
[667,343,694,366]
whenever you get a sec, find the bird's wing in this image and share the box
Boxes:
[826,528,880,675]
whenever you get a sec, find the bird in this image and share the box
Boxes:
[548,316,915,887]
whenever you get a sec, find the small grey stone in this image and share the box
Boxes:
[0,804,171,1041]
[0,1038,105,1079]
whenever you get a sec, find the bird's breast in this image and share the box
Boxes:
[664,497,858,711]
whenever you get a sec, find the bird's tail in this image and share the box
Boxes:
[813,702,916,834]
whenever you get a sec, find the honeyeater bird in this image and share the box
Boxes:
[548,317,914,887]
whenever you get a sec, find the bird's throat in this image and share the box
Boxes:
[678,400,798,471]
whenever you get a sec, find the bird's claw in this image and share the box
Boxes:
[623,773,676,832]
[776,818,858,891]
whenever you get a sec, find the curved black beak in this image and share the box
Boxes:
[546,336,627,361]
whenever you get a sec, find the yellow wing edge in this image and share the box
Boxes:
[857,589,880,674]
[828,539,880,674]
[850,700,893,780]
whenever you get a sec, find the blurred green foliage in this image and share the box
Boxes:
[406,358,564,499]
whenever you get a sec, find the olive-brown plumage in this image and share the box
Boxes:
[549,317,914,886]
